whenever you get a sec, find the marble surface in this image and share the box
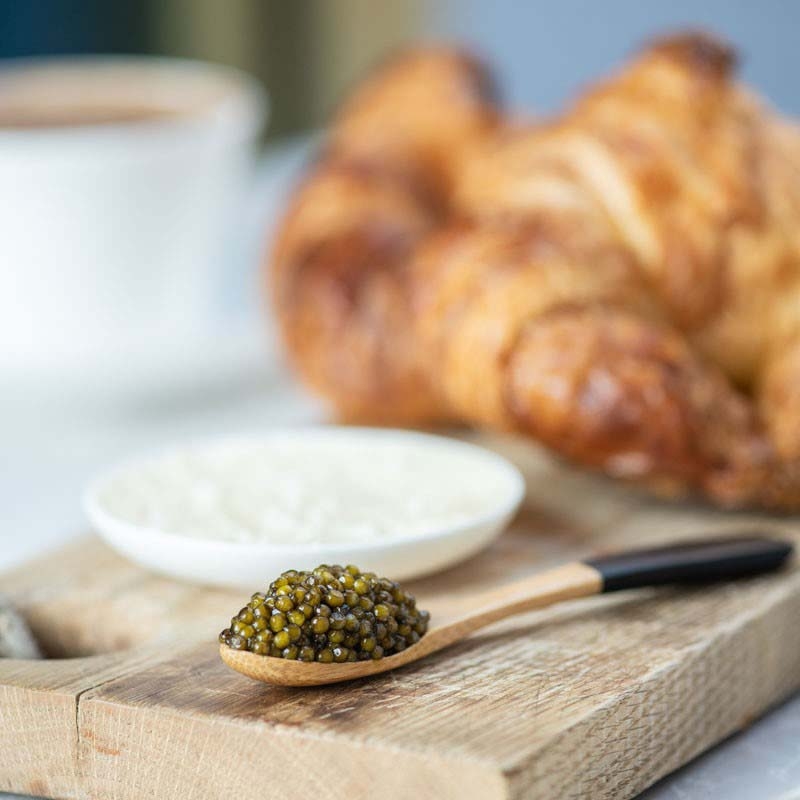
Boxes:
[1,142,798,800]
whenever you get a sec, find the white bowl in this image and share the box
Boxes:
[83,428,525,588]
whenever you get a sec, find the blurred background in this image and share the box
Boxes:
[2,0,799,132]
[2,5,800,798]
[2,0,799,560]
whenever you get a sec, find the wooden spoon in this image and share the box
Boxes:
[220,535,793,687]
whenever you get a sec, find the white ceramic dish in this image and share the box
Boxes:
[84,428,525,588]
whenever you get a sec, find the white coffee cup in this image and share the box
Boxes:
[0,57,267,382]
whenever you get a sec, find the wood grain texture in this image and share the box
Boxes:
[1,433,800,800]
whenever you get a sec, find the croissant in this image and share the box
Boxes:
[269,33,800,510]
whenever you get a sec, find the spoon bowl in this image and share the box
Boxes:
[220,638,439,686]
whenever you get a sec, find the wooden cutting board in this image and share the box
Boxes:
[2,433,800,800]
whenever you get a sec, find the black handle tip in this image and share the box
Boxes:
[585,534,795,593]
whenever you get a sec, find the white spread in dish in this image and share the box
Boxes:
[94,431,520,546]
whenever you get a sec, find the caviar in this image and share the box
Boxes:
[219,564,429,662]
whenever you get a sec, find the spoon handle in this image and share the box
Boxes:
[449,535,793,637]
[585,535,794,592]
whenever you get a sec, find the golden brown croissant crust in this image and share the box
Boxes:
[269,33,800,509]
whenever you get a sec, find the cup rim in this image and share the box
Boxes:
[0,54,268,148]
